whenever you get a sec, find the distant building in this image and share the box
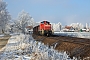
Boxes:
[63,26,75,32]
[65,26,72,29]
[26,26,33,34]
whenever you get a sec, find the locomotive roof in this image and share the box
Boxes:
[41,21,50,23]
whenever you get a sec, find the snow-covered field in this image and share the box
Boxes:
[54,32,90,39]
[0,34,77,60]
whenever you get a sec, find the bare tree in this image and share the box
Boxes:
[14,10,34,33]
[0,0,11,34]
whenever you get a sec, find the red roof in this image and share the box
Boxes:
[65,26,72,29]
[26,26,33,29]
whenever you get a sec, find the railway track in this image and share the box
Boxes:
[32,34,90,59]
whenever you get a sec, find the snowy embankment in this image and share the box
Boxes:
[0,34,77,60]
[54,32,90,39]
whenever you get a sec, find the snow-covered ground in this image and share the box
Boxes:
[0,34,5,37]
[54,32,90,39]
[0,34,77,60]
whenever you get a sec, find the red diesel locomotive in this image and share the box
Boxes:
[33,21,53,36]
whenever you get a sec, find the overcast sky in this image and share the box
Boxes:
[5,0,90,25]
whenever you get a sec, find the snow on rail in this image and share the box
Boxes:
[0,34,77,60]
[54,32,90,39]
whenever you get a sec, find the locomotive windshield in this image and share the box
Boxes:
[41,21,50,24]
[41,21,44,23]
[46,21,49,24]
